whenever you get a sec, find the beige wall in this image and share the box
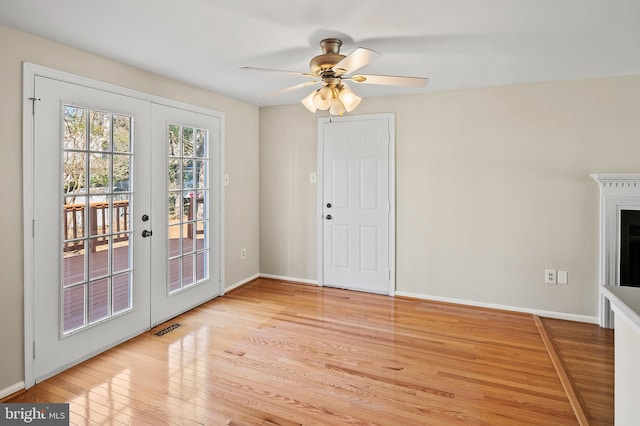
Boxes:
[260,75,640,317]
[260,106,320,280]
[0,24,259,392]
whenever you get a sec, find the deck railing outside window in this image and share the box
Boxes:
[63,200,129,252]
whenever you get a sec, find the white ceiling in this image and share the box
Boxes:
[1,0,639,107]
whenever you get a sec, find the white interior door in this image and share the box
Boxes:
[150,104,221,326]
[33,76,152,381]
[321,115,393,294]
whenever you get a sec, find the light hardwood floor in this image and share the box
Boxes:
[10,279,613,425]
[540,317,614,425]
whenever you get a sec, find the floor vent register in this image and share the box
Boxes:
[153,323,183,336]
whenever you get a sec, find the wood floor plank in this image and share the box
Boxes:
[539,317,614,426]
[11,279,612,425]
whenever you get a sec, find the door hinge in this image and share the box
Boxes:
[33,341,36,359]
[28,97,41,115]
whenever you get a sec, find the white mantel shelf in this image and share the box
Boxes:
[591,174,640,188]
[602,285,640,332]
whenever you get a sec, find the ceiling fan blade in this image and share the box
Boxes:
[333,47,381,75]
[240,67,317,78]
[261,80,321,98]
[349,74,429,88]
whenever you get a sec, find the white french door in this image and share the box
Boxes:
[32,76,152,381]
[150,104,220,326]
[320,114,394,295]
[29,74,221,383]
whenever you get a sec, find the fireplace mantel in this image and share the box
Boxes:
[592,174,640,327]
[592,174,640,189]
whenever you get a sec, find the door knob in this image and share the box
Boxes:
[141,214,149,222]
[142,230,153,238]
[325,214,332,220]
[326,203,332,208]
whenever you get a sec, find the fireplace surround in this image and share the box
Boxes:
[592,174,640,327]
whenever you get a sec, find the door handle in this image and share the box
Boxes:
[141,214,149,222]
[142,230,153,238]
[325,214,332,220]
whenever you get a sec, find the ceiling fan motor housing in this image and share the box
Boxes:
[309,38,346,77]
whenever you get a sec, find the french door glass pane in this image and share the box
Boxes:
[167,124,209,294]
[63,106,86,150]
[63,286,85,332]
[62,105,134,334]
[112,273,132,314]
[90,111,111,151]
[113,114,132,152]
[169,259,181,292]
[196,251,206,282]
[113,241,130,274]
[88,236,109,280]
[88,278,109,323]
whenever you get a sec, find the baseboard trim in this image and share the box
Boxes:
[232,278,598,324]
[395,291,599,324]
[224,274,260,294]
[0,381,25,401]
[259,274,318,286]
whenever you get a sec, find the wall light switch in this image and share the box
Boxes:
[224,174,230,186]
[558,271,568,284]
[310,172,317,184]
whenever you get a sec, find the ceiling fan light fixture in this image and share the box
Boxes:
[318,85,332,100]
[302,91,318,113]
[329,97,346,117]
[337,83,361,112]
[312,88,332,110]
[302,83,362,115]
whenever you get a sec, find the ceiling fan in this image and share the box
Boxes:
[242,38,429,116]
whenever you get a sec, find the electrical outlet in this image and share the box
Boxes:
[240,248,246,260]
[545,269,557,284]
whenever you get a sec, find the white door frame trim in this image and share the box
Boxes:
[316,113,396,296]
[22,62,226,387]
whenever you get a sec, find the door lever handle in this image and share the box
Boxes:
[325,214,332,220]
[142,230,153,238]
